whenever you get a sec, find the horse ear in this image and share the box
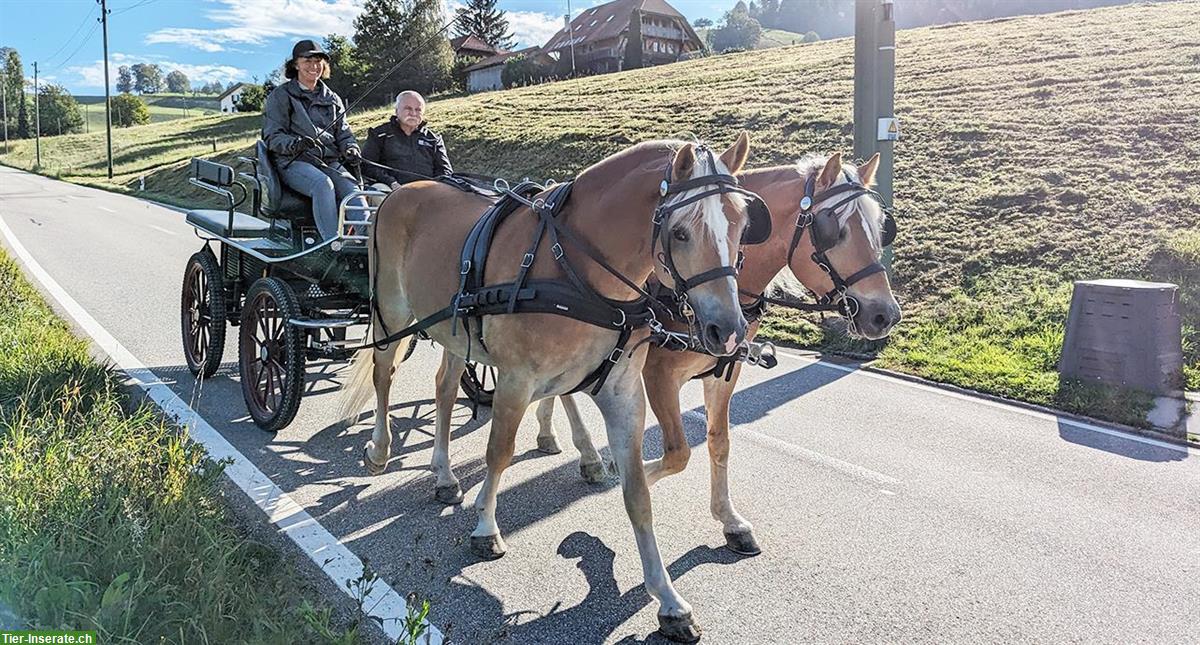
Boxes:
[672,143,697,180]
[719,131,750,175]
[817,152,843,189]
[858,152,880,187]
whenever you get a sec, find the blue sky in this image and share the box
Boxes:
[0,0,730,94]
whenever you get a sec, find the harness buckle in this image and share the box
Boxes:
[551,243,564,260]
[608,347,625,363]
[652,206,667,225]
[746,341,776,367]
[521,252,534,268]
[613,308,627,328]
[796,212,813,228]
[460,260,471,275]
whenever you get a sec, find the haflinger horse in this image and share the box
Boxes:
[340,134,769,641]
[535,151,901,555]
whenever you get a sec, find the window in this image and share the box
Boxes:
[606,15,614,22]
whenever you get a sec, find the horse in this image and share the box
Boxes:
[535,151,901,556]
[340,135,767,642]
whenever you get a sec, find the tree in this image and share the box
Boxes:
[355,0,453,103]
[708,5,762,52]
[501,54,550,89]
[166,70,190,93]
[623,9,644,70]
[692,18,713,28]
[132,63,164,94]
[3,48,26,137]
[453,0,514,50]
[110,93,150,127]
[201,80,223,94]
[235,84,266,112]
[450,55,480,93]
[323,34,368,100]
[116,65,134,93]
[36,84,84,136]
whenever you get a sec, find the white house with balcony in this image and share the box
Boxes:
[218,83,248,113]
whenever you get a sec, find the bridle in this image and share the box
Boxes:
[784,169,898,324]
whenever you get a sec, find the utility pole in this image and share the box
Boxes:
[33,61,40,168]
[1,68,8,155]
[85,103,89,133]
[853,0,897,267]
[98,0,114,178]
[565,0,576,76]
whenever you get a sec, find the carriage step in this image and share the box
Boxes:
[288,317,358,329]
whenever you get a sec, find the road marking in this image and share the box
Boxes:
[0,213,444,645]
[682,408,902,487]
[775,350,1193,455]
[98,206,116,213]
[147,223,177,236]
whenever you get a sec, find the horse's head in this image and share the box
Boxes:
[785,152,901,340]
[653,133,760,355]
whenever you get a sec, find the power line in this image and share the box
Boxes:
[112,0,163,15]
[46,22,101,73]
[43,7,97,66]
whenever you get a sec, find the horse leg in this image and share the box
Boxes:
[362,341,402,475]
[469,378,533,560]
[559,394,608,483]
[703,372,759,556]
[534,397,563,454]
[643,366,690,487]
[593,368,700,643]
[431,349,466,504]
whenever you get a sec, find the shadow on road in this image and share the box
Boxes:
[1056,419,1186,462]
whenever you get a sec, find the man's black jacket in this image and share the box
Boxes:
[361,117,453,185]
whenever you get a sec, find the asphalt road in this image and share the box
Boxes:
[2,165,1198,644]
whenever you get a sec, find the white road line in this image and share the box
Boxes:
[147,224,177,236]
[775,350,1193,455]
[98,206,116,213]
[681,408,902,487]
[0,214,443,645]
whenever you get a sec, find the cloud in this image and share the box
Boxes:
[67,52,249,89]
[146,0,362,52]
[509,11,564,48]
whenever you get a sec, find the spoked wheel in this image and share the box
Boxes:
[238,277,305,432]
[181,248,227,377]
[460,361,495,406]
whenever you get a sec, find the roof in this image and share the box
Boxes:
[450,34,499,56]
[217,82,248,101]
[543,0,701,51]
[464,47,544,73]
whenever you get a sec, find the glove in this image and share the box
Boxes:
[342,147,362,167]
[287,135,318,156]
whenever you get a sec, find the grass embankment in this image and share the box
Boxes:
[0,249,362,641]
[2,1,1198,423]
[695,27,814,49]
[75,93,222,132]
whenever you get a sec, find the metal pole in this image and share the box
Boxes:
[854,0,897,269]
[853,0,878,164]
[566,0,576,76]
[875,0,896,210]
[1,68,8,154]
[33,61,40,168]
[99,0,114,178]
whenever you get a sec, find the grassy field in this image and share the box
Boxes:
[1,1,1197,423]
[0,248,371,640]
[695,27,815,49]
[74,93,223,131]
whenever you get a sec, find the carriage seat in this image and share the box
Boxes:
[186,209,272,237]
[256,140,312,221]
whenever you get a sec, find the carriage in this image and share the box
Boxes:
[178,142,492,431]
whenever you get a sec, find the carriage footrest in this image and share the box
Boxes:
[289,317,358,329]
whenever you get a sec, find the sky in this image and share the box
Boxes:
[0,0,731,95]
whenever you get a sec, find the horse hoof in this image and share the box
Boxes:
[724,531,762,556]
[657,612,702,643]
[536,434,563,455]
[434,484,464,505]
[470,534,507,560]
[580,460,609,484]
[362,446,387,476]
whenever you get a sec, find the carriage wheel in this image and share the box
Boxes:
[238,277,306,432]
[460,361,495,406]
[181,249,227,378]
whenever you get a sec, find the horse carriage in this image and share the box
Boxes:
[177,142,493,431]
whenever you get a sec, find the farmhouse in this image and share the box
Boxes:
[218,83,248,113]
[542,0,703,75]
[465,47,553,93]
[450,34,501,61]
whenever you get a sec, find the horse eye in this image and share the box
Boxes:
[672,227,690,243]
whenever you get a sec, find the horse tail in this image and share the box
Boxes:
[336,334,414,427]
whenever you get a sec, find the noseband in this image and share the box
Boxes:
[652,146,767,301]
[785,170,896,321]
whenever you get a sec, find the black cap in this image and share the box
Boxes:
[291,39,328,60]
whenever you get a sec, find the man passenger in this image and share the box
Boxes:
[362,90,453,190]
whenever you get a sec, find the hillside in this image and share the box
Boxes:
[73,93,222,131]
[695,27,816,49]
[1,1,1197,418]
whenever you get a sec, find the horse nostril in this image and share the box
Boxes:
[705,323,722,347]
[874,313,888,328]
